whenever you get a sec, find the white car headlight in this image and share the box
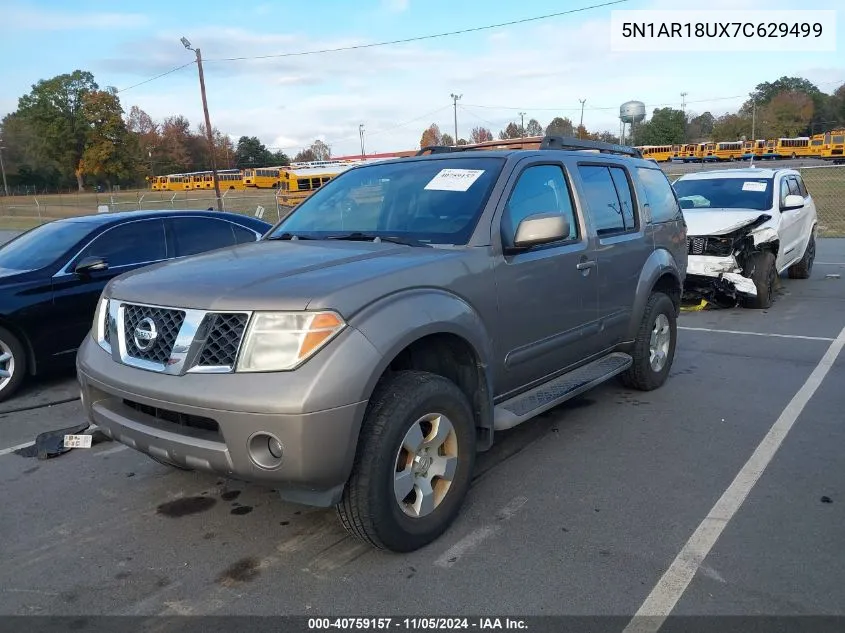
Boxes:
[92,296,110,351]
[236,311,346,372]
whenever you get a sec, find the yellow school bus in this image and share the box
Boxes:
[163,174,192,191]
[276,165,353,206]
[678,144,699,162]
[193,170,245,190]
[774,137,817,159]
[191,171,210,189]
[714,141,743,161]
[637,145,675,162]
[820,130,845,162]
[741,140,766,160]
[148,175,168,191]
[243,166,283,188]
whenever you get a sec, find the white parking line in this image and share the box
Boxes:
[434,496,528,569]
[679,326,835,342]
[623,322,845,633]
[0,441,35,457]
[815,262,845,265]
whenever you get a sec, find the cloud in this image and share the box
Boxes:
[96,0,844,156]
[382,0,410,13]
[5,5,149,30]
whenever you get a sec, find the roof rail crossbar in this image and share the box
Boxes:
[540,135,643,158]
[415,145,468,156]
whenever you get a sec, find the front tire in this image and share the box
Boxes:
[788,233,815,279]
[620,292,677,392]
[0,326,26,403]
[337,370,476,552]
[741,251,777,309]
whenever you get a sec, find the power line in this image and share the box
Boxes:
[116,61,195,94]
[204,0,629,62]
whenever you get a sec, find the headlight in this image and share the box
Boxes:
[236,311,345,372]
[92,296,110,351]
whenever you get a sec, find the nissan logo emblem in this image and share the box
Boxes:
[133,317,158,351]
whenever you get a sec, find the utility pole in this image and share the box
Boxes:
[0,142,9,197]
[578,99,586,137]
[450,93,462,145]
[359,124,365,159]
[680,92,687,113]
[518,112,526,137]
[181,37,222,211]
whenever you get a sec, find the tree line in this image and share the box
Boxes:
[419,76,845,149]
[0,70,331,192]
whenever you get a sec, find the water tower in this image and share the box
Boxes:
[620,100,646,145]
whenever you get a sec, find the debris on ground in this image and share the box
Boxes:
[681,299,710,312]
[825,273,840,280]
[14,423,112,459]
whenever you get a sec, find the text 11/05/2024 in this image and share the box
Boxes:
[307,617,528,630]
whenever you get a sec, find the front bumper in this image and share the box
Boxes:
[77,333,375,507]
[684,255,757,305]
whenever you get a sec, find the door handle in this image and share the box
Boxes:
[576,260,597,270]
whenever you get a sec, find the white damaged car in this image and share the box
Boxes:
[672,167,817,309]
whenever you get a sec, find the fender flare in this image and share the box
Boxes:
[625,248,684,342]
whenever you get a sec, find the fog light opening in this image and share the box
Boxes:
[248,432,284,470]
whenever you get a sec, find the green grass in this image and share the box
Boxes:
[801,168,845,237]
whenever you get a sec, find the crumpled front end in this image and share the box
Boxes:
[682,217,777,307]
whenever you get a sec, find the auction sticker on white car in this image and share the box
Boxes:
[424,169,485,192]
[742,181,768,192]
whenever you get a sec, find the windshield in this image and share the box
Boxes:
[0,220,93,271]
[268,157,505,245]
[673,177,773,211]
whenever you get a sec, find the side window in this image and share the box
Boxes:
[501,164,578,247]
[795,175,809,197]
[577,165,631,236]
[77,219,166,268]
[779,178,790,206]
[636,167,682,223]
[608,166,637,230]
[171,217,237,257]
[787,176,801,196]
[232,223,260,244]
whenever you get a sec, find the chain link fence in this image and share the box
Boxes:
[0,188,294,231]
[2,164,844,236]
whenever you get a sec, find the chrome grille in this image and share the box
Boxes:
[196,313,248,368]
[103,308,111,345]
[123,304,185,364]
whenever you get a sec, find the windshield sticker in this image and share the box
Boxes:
[742,181,767,192]
[424,169,485,192]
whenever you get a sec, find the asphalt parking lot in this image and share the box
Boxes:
[1,240,843,625]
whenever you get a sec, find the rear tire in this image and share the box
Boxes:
[620,292,677,392]
[740,251,777,309]
[0,326,26,403]
[337,370,476,552]
[788,233,815,279]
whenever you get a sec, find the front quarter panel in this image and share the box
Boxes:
[625,247,684,343]
[348,288,495,404]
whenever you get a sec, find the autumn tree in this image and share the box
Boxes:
[685,112,715,142]
[456,138,468,146]
[525,119,543,136]
[158,115,194,174]
[469,126,492,143]
[761,91,814,138]
[498,122,522,139]
[79,88,135,187]
[16,70,99,191]
[293,148,316,162]
[711,113,753,142]
[420,123,443,147]
[594,130,621,144]
[545,117,574,137]
[441,133,455,146]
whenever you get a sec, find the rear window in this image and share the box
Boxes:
[636,167,682,224]
[673,177,774,211]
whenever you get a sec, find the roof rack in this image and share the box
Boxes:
[415,145,463,156]
[540,136,643,158]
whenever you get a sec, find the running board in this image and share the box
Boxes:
[492,352,633,431]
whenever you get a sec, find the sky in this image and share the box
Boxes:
[1,0,843,157]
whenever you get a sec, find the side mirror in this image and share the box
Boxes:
[511,213,569,250]
[782,194,804,211]
[74,256,109,275]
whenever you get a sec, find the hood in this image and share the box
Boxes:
[107,239,462,312]
[683,209,773,237]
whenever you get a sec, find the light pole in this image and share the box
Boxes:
[359,124,366,159]
[518,112,526,137]
[578,99,586,137]
[450,93,462,145]
[181,36,222,211]
[0,142,9,197]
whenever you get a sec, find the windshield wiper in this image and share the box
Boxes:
[266,232,316,241]
[327,232,427,247]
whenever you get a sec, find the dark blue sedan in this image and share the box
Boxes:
[0,209,271,401]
